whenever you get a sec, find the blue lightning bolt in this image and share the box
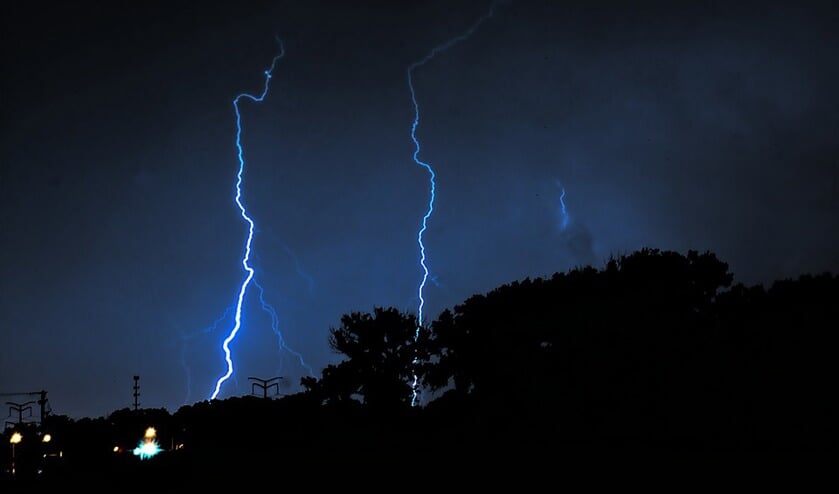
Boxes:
[407,0,503,406]
[210,39,289,401]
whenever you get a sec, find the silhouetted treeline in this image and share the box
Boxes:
[3,248,836,486]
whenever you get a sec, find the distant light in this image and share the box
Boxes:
[42,434,52,443]
[10,432,22,444]
[113,446,121,453]
[133,441,161,460]
[132,426,162,459]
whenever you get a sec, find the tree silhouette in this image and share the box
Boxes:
[301,307,423,413]
[420,248,736,443]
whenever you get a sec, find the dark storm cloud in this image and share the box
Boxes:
[476,0,839,283]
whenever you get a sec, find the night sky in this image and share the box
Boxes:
[2,0,837,420]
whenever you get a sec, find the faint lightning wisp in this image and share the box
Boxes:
[253,280,314,378]
[407,0,502,406]
[559,184,570,231]
[210,40,286,400]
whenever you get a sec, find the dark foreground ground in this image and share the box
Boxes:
[1,437,832,491]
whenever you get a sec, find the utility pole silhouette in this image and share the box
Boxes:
[37,390,48,423]
[5,401,34,428]
[248,377,282,399]
[133,375,141,411]
[0,391,48,424]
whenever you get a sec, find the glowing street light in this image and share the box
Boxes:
[10,431,22,476]
[133,426,161,460]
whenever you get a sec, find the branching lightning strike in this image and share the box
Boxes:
[407,0,503,406]
[180,306,234,404]
[210,39,309,400]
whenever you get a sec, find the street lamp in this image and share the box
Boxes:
[10,431,22,476]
